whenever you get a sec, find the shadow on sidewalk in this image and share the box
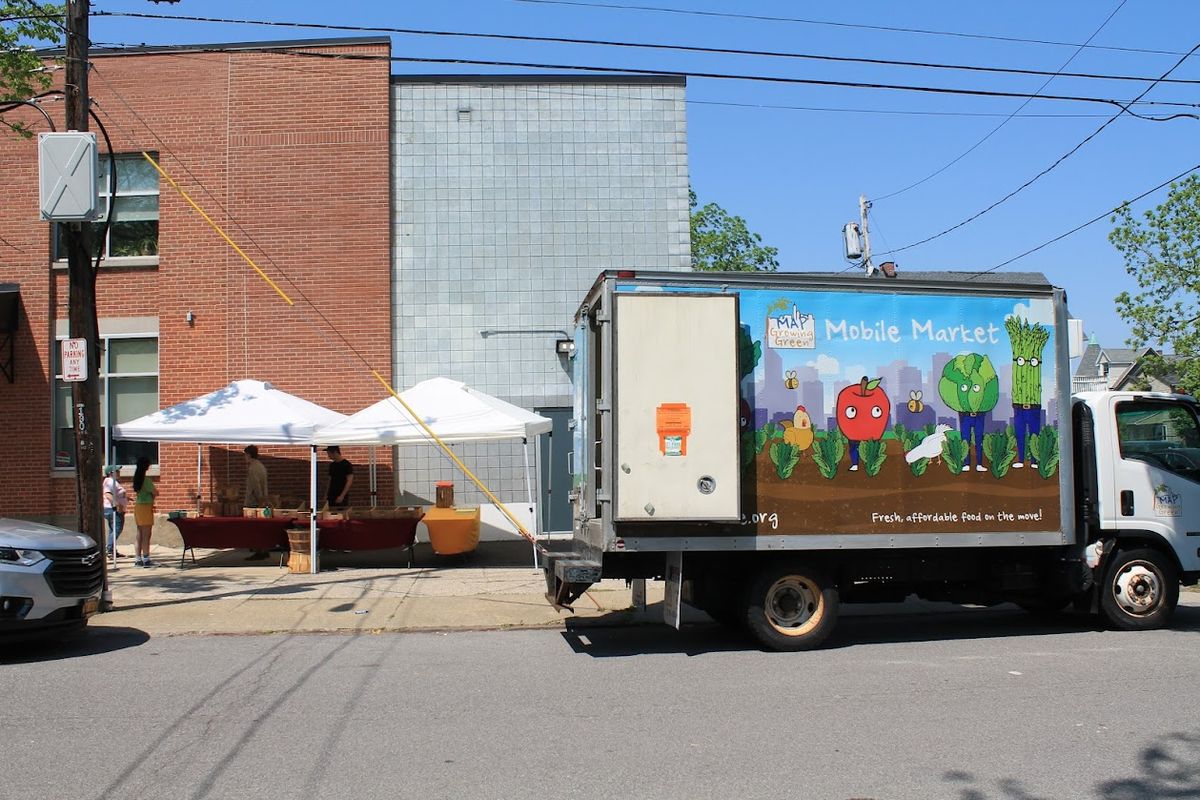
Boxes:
[0,625,150,664]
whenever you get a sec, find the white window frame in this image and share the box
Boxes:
[52,331,159,472]
[52,152,160,268]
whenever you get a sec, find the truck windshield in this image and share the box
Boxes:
[1116,400,1200,481]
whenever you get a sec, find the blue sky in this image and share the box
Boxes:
[76,0,1200,347]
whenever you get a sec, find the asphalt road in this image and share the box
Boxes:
[5,604,1200,800]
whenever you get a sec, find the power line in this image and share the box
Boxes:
[969,162,1200,277]
[878,39,1200,257]
[87,41,1200,113]
[512,0,1197,59]
[872,0,1127,204]
[89,9,1200,86]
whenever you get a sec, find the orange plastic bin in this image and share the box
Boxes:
[423,506,480,555]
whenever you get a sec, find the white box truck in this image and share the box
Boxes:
[544,270,1200,650]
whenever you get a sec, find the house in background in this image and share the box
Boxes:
[1073,341,1178,393]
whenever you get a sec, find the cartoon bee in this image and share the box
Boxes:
[783,370,799,390]
[907,390,925,413]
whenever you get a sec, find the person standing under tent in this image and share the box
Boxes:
[102,464,128,558]
[243,445,271,560]
[325,446,353,509]
[132,456,158,567]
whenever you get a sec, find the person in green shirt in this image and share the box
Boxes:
[132,455,158,567]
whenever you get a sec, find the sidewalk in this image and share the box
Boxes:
[94,540,648,636]
[93,541,1200,638]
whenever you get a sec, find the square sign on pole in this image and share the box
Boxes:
[61,338,87,382]
[38,132,99,221]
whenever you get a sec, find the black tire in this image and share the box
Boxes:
[1099,546,1179,631]
[743,563,838,651]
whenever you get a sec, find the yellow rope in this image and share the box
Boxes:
[371,371,535,543]
[140,153,534,544]
[141,152,294,306]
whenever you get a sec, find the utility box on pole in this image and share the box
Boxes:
[38,132,99,221]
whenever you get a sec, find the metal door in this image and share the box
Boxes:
[537,407,573,534]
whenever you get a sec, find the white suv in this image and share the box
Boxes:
[0,518,103,636]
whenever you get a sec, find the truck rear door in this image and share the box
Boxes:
[613,292,741,522]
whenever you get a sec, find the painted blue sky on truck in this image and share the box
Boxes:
[738,288,1058,427]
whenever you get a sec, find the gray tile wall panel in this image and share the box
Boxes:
[389,80,689,509]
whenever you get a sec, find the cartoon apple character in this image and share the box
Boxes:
[837,376,891,471]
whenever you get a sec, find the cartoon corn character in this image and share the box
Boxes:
[1005,316,1050,468]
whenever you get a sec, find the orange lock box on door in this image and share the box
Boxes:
[656,402,692,456]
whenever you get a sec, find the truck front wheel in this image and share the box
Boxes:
[744,564,838,651]
[1100,547,1179,631]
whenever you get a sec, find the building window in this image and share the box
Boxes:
[55,153,159,260]
[54,335,159,469]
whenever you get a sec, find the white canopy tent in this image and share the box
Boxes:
[113,379,347,445]
[112,379,347,573]
[313,377,553,566]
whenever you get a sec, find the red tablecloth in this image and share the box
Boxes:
[315,516,422,551]
[172,516,294,551]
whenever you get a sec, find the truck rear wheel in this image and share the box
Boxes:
[1100,547,1179,631]
[744,564,838,651]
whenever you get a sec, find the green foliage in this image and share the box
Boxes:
[1110,174,1200,395]
[766,298,790,315]
[908,456,928,477]
[983,430,1016,479]
[1029,427,1060,479]
[1,3,63,136]
[860,439,887,477]
[938,354,1000,414]
[892,422,907,443]
[942,431,969,474]
[740,431,756,466]
[738,325,762,380]
[768,441,801,480]
[690,188,780,272]
[811,429,846,480]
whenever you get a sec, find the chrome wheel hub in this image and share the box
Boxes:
[1113,562,1162,616]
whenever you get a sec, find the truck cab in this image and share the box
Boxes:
[1075,391,1200,626]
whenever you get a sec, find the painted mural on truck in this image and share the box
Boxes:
[737,288,1062,535]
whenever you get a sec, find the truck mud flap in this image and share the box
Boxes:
[544,552,601,611]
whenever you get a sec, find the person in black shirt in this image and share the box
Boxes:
[325,446,354,509]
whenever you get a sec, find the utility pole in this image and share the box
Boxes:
[63,0,106,601]
[858,194,874,277]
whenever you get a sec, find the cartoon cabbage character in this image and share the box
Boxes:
[1005,316,1050,468]
[938,354,999,472]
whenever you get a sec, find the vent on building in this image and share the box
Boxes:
[457,107,471,122]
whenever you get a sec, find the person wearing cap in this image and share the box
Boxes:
[102,464,128,558]
[325,446,353,509]
[243,445,271,560]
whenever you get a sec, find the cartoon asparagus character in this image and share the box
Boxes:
[938,354,999,472]
[1005,316,1050,468]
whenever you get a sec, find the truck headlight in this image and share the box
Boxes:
[0,547,46,567]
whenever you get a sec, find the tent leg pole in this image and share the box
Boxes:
[310,445,318,574]
[196,444,203,515]
[524,438,537,570]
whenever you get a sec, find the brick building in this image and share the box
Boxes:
[1,37,691,532]
[0,38,394,524]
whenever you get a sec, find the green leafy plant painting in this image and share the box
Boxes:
[811,429,847,480]
[983,430,1017,478]
[1029,427,1060,479]
[769,441,801,480]
[942,431,969,475]
[860,439,887,477]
